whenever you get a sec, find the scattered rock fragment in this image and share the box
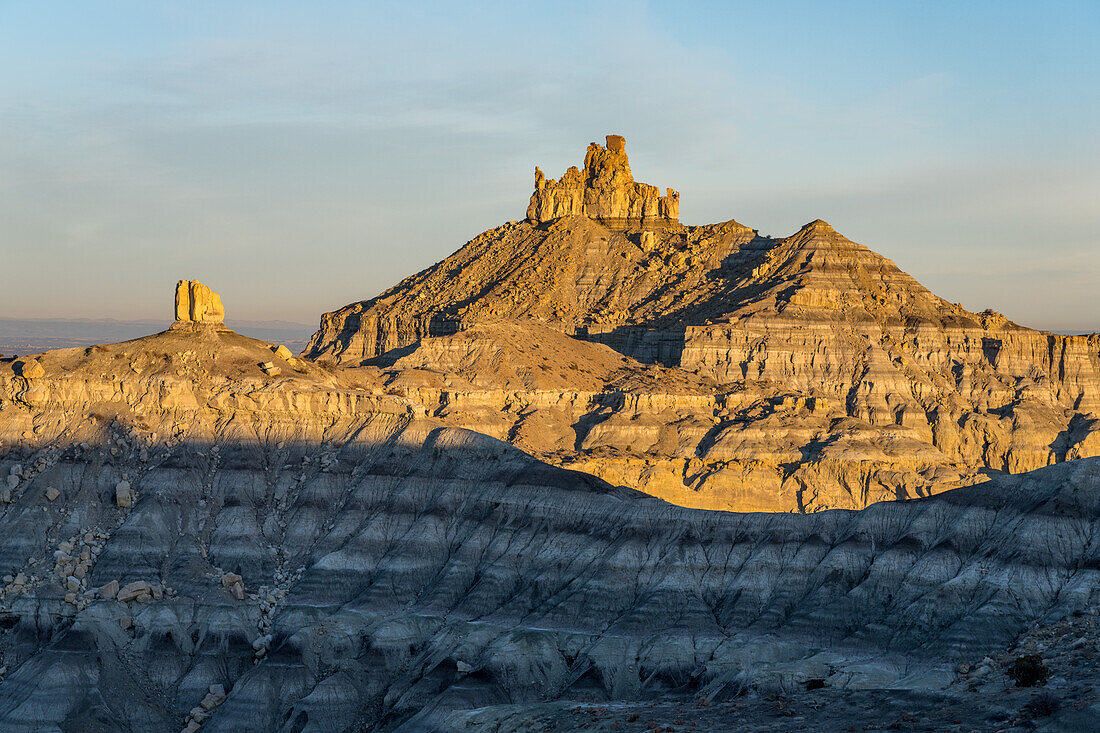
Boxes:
[200,691,224,710]
[252,634,272,659]
[272,345,293,360]
[99,580,119,599]
[179,684,228,732]
[44,486,60,502]
[259,362,281,377]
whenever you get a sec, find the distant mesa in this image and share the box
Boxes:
[526,134,680,229]
[172,279,226,329]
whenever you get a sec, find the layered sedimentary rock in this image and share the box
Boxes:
[304,159,1100,511]
[526,134,679,228]
[174,279,226,325]
[2,335,1100,731]
[361,321,976,512]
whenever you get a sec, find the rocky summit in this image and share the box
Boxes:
[2,140,1100,732]
[526,134,680,228]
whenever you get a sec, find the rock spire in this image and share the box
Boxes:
[526,134,679,229]
[173,280,225,325]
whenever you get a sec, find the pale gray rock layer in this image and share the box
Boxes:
[0,417,1098,732]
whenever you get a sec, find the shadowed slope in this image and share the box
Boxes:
[0,422,1099,731]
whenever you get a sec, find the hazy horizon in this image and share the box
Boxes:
[3,1,1099,333]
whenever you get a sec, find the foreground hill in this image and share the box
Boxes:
[304,136,1100,512]
[1,324,1099,730]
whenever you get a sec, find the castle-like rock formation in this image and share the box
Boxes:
[526,134,679,228]
[173,279,225,325]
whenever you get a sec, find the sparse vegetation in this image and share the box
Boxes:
[1022,691,1061,718]
[1007,654,1049,687]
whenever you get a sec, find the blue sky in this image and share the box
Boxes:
[2,1,1098,330]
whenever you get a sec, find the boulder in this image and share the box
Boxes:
[272,345,293,360]
[15,359,45,379]
[99,580,119,599]
[44,487,60,502]
[222,572,245,600]
[117,581,152,603]
[115,480,132,508]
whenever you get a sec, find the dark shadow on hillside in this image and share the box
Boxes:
[579,233,778,366]
[2,418,1098,731]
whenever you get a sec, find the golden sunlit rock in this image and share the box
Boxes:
[174,279,225,325]
[526,134,679,228]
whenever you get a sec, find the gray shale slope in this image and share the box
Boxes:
[2,371,1100,729]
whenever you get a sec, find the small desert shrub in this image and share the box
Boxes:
[1007,654,1049,687]
[1022,691,1061,718]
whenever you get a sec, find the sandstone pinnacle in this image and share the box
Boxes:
[526,134,679,228]
[174,280,225,325]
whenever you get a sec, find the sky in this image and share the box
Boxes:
[2,1,1098,331]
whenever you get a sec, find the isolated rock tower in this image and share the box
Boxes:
[526,134,679,229]
[173,280,225,326]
